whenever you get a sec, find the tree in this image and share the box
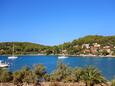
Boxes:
[52,46,60,55]
[33,64,47,85]
[13,71,23,85]
[101,50,109,56]
[50,61,72,82]
[83,66,106,86]
[21,67,33,85]
[111,79,115,86]
[0,68,12,83]
[72,67,84,82]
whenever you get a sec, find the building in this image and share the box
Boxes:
[82,44,90,49]
[93,43,101,48]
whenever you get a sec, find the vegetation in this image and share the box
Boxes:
[111,79,115,86]
[0,68,12,83]
[0,62,110,86]
[83,66,106,86]
[0,35,115,56]
[50,62,72,82]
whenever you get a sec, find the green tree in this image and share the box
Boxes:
[111,79,115,86]
[50,62,72,82]
[72,67,84,82]
[83,66,106,86]
[21,67,33,85]
[0,68,12,82]
[13,71,23,85]
[33,64,47,84]
[101,50,109,56]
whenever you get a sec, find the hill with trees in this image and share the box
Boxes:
[0,35,115,56]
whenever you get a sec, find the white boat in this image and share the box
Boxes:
[8,43,18,59]
[0,60,8,68]
[8,56,18,59]
[58,44,68,59]
[58,56,68,59]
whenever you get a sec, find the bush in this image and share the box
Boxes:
[33,64,48,83]
[21,66,33,84]
[50,62,72,82]
[111,79,115,86]
[83,66,106,86]
[0,68,12,82]
[13,71,23,85]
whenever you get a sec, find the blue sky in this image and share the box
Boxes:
[0,0,115,45]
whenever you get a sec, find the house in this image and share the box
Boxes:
[103,46,110,49]
[82,44,90,49]
[90,46,98,55]
[93,43,101,48]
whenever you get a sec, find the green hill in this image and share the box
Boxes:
[0,35,115,56]
[0,42,48,55]
[72,35,115,46]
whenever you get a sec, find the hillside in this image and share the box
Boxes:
[0,35,115,56]
[61,35,115,56]
[0,42,49,55]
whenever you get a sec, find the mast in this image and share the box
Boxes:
[61,44,63,55]
[12,42,14,56]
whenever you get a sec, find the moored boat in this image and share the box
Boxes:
[58,56,68,59]
[0,60,8,68]
[8,42,18,59]
[58,44,68,59]
[8,56,18,59]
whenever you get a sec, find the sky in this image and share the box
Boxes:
[0,0,115,45]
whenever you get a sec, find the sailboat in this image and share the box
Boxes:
[58,55,68,59]
[0,60,8,68]
[58,45,68,59]
[8,43,18,59]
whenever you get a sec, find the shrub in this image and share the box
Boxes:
[50,62,72,82]
[83,66,106,86]
[111,79,115,86]
[0,68,12,82]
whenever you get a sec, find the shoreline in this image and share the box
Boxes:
[0,54,115,58]
[56,54,115,58]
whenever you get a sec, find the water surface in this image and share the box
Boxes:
[0,55,115,80]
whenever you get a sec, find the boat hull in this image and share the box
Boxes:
[8,56,18,59]
[58,56,68,59]
[0,65,8,68]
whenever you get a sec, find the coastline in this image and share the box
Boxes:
[0,54,115,58]
[56,54,115,58]
[70,55,115,58]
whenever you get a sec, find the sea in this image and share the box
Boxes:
[0,55,115,80]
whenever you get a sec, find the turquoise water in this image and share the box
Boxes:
[0,55,115,80]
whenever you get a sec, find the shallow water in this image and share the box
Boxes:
[0,55,115,80]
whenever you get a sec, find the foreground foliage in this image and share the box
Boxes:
[111,79,115,86]
[0,62,113,86]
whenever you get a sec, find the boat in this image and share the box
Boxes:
[0,60,8,68]
[8,43,18,59]
[58,44,68,59]
[8,56,18,59]
[58,56,68,59]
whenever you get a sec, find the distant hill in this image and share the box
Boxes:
[72,35,115,46]
[61,35,115,56]
[0,35,115,56]
[0,42,48,55]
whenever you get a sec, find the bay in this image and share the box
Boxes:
[0,55,115,80]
